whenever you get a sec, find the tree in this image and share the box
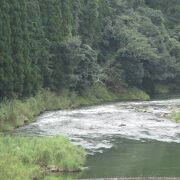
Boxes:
[9,0,27,96]
[53,37,99,92]
[0,2,14,99]
[26,0,51,90]
[80,0,100,45]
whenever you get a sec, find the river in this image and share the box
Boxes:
[14,97,180,178]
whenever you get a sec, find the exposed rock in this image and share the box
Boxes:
[44,165,81,173]
[160,113,169,118]
[156,119,164,122]
[65,168,81,173]
[17,115,29,124]
[119,124,126,127]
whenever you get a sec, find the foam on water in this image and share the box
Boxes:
[15,98,180,154]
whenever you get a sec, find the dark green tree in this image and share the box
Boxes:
[53,37,99,91]
[9,0,26,96]
[0,2,14,99]
[26,0,51,90]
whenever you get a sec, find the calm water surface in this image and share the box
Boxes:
[15,97,180,178]
[80,139,180,178]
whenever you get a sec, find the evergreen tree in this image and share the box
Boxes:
[26,0,51,89]
[0,0,179,99]
[80,0,100,45]
[0,2,14,99]
[9,0,26,96]
[19,0,34,96]
[39,0,63,43]
[60,0,73,38]
[72,0,82,35]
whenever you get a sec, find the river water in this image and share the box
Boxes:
[15,98,180,178]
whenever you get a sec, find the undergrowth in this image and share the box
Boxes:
[0,136,85,180]
[0,84,150,131]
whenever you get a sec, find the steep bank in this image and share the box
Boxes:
[0,84,149,132]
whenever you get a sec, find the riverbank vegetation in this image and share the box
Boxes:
[0,0,180,101]
[0,0,179,131]
[0,84,149,132]
[0,0,179,179]
[0,136,85,180]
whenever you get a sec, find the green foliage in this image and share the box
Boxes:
[116,88,150,101]
[170,112,180,123]
[1,1,179,177]
[0,155,40,180]
[26,0,51,90]
[0,2,14,98]
[0,85,149,132]
[44,175,74,180]
[80,0,100,44]
[0,0,179,106]
[98,0,179,93]
[52,37,99,91]
[154,83,170,94]
[145,0,180,28]
[0,136,85,179]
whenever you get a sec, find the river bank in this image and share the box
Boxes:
[0,84,148,179]
[14,97,180,179]
[0,84,149,132]
[0,136,85,180]
[1,84,179,179]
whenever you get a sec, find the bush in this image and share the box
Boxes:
[154,83,170,94]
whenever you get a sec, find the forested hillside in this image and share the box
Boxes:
[0,0,180,100]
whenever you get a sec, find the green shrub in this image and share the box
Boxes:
[154,84,170,94]
[116,88,150,101]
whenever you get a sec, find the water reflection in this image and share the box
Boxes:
[80,138,180,178]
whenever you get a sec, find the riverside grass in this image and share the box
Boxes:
[0,84,149,179]
[0,84,150,132]
[0,136,85,180]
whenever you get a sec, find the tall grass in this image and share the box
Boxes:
[0,155,40,180]
[0,136,85,180]
[0,84,150,131]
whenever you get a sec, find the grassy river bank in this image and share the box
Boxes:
[0,84,149,179]
[0,84,150,132]
[0,136,85,180]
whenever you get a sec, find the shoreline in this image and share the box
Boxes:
[0,84,150,132]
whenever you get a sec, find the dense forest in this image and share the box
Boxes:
[0,0,180,100]
[0,1,180,179]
